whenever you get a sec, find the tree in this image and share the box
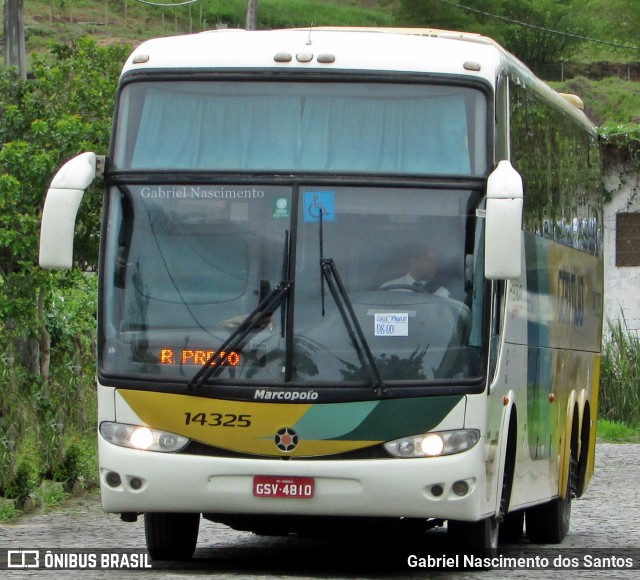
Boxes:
[0,38,126,368]
[0,38,130,495]
[389,0,598,78]
[480,0,596,77]
[391,0,475,30]
[246,0,258,30]
[3,0,27,79]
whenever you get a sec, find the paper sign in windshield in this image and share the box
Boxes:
[375,313,409,337]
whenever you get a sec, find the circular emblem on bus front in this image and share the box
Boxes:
[275,427,299,452]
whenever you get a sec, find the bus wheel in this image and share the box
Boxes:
[448,516,499,558]
[144,512,200,561]
[499,510,524,543]
[526,452,577,544]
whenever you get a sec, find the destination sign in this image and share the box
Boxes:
[158,348,241,366]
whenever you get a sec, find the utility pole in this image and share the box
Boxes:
[245,0,258,31]
[4,0,26,79]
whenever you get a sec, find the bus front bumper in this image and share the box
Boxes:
[99,436,490,522]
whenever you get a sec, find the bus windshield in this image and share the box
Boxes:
[112,80,487,175]
[101,183,487,386]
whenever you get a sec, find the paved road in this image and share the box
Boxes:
[1,444,639,579]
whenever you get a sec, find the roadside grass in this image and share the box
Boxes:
[0,481,83,523]
[0,498,20,523]
[597,419,640,443]
[550,76,640,126]
[34,481,70,511]
[599,317,640,430]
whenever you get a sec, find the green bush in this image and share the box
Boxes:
[3,433,42,508]
[550,77,640,127]
[597,419,640,442]
[0,498,20,523]
[34,480,69,510]
[53,433,98,493]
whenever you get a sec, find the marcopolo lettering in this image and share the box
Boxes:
[254,389,319,401]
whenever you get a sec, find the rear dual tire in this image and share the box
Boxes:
[526,453,576,544]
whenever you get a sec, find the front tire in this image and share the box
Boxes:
[525,485,571,544]
[499,510,524,543]
[448,516,499,559]
[144,512,200,561]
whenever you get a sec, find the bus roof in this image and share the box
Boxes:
[125,27,505,81]
[122,27,594,129]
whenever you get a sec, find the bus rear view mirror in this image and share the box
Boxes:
[484,160,523,279]
[39,152,98,269]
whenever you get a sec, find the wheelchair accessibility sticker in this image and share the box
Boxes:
[304,191,335,222]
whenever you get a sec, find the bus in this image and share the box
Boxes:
[39,27,603,560]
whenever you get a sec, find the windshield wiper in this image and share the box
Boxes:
[187,281,292,391]
[317,210,386,396]
[320,258,386,396]
[188,230,292,392]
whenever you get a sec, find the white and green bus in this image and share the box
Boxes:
[39,27,603,560]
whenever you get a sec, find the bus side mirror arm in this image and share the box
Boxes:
[484,160,523,280]
[39,152,103,269]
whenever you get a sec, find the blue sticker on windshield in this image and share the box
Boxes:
[304,191,335,222]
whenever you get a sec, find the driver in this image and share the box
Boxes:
[380,244,450,298]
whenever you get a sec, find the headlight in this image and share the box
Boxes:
[383,429,480,458]
[100,421,189,453]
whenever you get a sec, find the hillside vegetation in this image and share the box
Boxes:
[5,0,639,129]
[13,0,394,50]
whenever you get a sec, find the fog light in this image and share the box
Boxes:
[130,477,143,490]
[452,480,469,496]
[105,471,122,487]
[431,484,444,497]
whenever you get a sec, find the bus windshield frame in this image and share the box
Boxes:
[99,75,492,396]
[111,74,489,177]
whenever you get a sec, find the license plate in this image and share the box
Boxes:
[253,476,315,498]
